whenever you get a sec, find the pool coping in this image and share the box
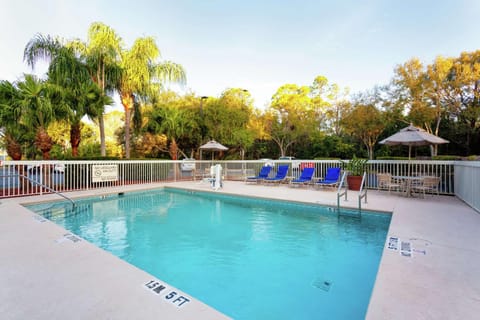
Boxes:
[1,181,480,319]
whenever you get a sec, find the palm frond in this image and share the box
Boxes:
[24,33,63,69]
[67,39,87,56]
[48,47,91,85]
[155,61,187,85]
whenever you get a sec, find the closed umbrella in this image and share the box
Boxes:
[379,124,449,175]
[199,140,228,160]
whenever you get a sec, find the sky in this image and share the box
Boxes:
[2,0,480,110]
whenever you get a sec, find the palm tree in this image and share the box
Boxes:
[45,46,113,157]
[0,80,25,160]
[62,81,113,157]
[24,31,114,157]
[16,74,68,159]
[117,37,186,158]
[0,80,34,190]
[147,103,195,160]
[68,22,122,156]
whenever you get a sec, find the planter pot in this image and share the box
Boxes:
[347,175,363,191]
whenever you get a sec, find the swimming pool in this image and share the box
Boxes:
[26,188,391,319]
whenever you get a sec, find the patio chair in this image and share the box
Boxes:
[411,176,440,198]
[377,173,403,194]
[263,165,289,184]
[290,167,315,186]
[315,167,341,188]
[246,165,272,184]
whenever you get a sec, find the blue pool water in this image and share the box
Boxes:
[26,188,391,319]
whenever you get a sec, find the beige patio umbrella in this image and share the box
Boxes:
[379,124,449,174]
[199,140,228,160]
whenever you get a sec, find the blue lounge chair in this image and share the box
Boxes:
[316,167,341,188]
[264,165,289,184]
[246,166,272,183]
[290,167,315,186]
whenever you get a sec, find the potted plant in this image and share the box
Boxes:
[342,156,369,191]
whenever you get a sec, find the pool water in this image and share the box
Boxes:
[27,188,391,320]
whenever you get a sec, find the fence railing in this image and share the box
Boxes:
[454,161,480,213]
[0,160,174,198]
[0,159,459,198]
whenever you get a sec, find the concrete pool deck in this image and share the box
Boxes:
[1,181,479,319]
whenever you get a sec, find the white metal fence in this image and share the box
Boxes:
[454,161,480,213]
[222,159,456,194]
[0,159,459,198]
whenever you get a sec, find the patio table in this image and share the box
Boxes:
[393,176,424,197]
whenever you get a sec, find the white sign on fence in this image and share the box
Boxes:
[92,165,118,183]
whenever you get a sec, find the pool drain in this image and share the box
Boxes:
[312,279,332,291]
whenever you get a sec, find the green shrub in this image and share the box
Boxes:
[376,156,410,160]
[62,156,121,161]
[313,157,341,160]
[432,155,461,161]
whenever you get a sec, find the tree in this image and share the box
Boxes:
[16,74,68,159]
[149,104,193,160]
[47,120,70,155]
[444,51,480,155]
[24,32,112,157]
[314,80,351,136]
[134,132,168,158]
[0,80,28,160]
[425,56,454,133]
[266,84,317,156]
[117,36,186,158]
[310,75,338,133]
[65,82,113,156]
[0,80,33,189]
[394,57,452,156]
[144,92,199,160]
[103,110,125,157]
[68,22,123,156]
[342,103,385,159]
[202,88,255,159]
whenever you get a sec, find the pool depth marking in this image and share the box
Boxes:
[33,215,47,223]
[145,279,191,308]
[55,233,82,244]
[387,236,428,258]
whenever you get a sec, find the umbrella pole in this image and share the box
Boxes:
[408,145,412,176]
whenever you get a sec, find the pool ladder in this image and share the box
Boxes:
[336,171,367,216]
[358,172,368,213]
[336,171,348,211]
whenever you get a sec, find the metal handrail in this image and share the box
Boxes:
[358,171,368,213]
[2,174,75,208]
[337,171,348,211]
